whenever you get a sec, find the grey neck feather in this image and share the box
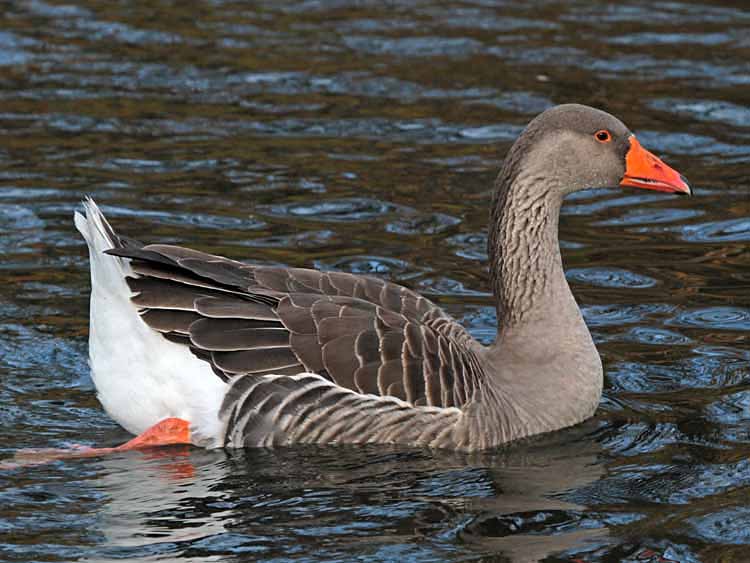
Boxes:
[489,163,565,330]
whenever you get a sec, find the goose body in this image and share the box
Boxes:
[75,104,690,452]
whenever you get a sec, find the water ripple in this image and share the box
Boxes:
[596,208,703,227]
[582,304,675,327]
[314,255,422,278]
[563,2,749,24]
[386,212,461,235]
[679,218,750,243]
[668,307,750,331]
[649,98,750,128]
[258,197,398,223]
[71,18,184,45]
[458,124,522,141]
[460,509,598,539]
[0,205,45,255]
[705,391,750,444]
[24,0,92,18]
[603,423,684,456]
[0,31,36,66]
[563,193,662,216]
[669,460,750,504]
[447,232,488,261]
[239,230,336,249]
[623,327,692,346]
[417,277,491,297]
[636,131,750,161]
[609,32,733,46]
[690,507,750,545]
[343,35,483,57]
[99,205,267,231]
[567,267,657,289]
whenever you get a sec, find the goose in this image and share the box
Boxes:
[69,104,689,454]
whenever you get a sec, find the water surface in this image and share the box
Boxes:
[1,1,749,561]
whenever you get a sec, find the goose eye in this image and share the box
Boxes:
[595,130,612,143]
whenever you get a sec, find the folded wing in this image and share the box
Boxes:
[109,243,486,409]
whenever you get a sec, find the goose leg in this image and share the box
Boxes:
[0,418,191,469]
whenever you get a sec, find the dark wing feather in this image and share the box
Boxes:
[110,239,485,408]
[194,297,279,320]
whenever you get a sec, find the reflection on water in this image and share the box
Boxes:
[7,433,609,562]
[0,0,749,561]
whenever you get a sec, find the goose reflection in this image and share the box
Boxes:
[85,425,606,562]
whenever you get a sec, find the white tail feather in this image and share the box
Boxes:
[75,198,226,446]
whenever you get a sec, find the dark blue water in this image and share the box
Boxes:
[1,1,749,561]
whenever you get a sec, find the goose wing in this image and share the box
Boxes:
[108,243,485,409]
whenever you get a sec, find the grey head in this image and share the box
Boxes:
[496,103,690,199]
[499,103,632,198]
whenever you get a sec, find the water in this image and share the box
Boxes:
[0,1,748,561]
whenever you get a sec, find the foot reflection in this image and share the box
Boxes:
[91,447,230,552]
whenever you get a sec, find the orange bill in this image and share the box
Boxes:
[620,136,691,195]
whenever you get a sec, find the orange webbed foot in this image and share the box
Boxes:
[0,418,192,469]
